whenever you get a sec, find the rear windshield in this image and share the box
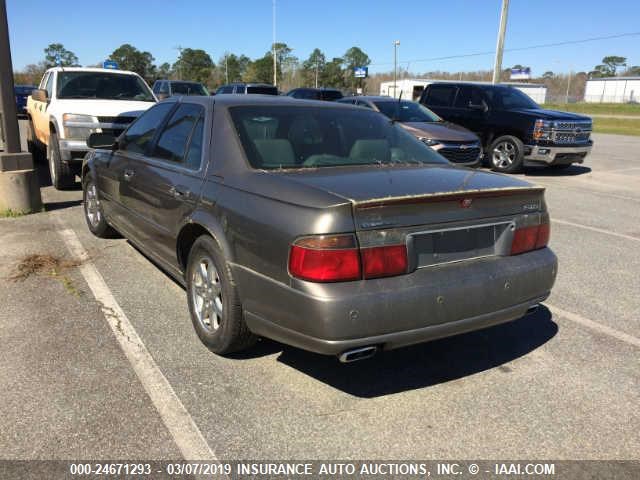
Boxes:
[56,72,155,101]
[321,90,343,101]
[374,100,441,122]
[228,106,449,170]
[171,82,209,96]
[246,86,278,95]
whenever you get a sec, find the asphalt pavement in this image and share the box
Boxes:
[1,126,638,463]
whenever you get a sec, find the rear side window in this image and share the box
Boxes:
[217,85,234,94]
[152,103,204,164]
[454,86,485,108]
[321,90,343,101]
[185,117,204,169]
[121,103,174,154]
[234,85,246,94]
[246,85,278,95]
[425,85,457,107]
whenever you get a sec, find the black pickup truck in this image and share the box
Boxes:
[419,82,592,173]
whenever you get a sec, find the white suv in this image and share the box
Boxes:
[27,67,157,189]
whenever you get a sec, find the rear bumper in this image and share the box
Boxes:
[233,248,558,356]
[58,139,89,162]
[524,143,592,165]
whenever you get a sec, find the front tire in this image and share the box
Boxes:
[83,178,117,238]
[489,135,525,173]
[48,131,75,189]
[186,236,256,355]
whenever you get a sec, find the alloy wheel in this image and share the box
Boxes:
[492,141,517,169]
[85,183,101,228]
[191,256,223,332]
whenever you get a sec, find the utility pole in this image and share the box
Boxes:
[565,70,572,103]
[492,0,509,84]
[0,0,42,213]
[225,53,229,84]
[393,40,400,98]
[272,0,277,87]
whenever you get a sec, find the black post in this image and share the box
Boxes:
[0,0,20,153]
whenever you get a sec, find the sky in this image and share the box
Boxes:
[6,0,640,76]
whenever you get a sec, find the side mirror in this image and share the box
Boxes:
[87,132,117,150]
[156,92,169,100]
[31,88,48,102]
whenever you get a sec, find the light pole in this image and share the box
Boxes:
[492,0,510,84]
[565,70,572,104]
[272,0,277,87]
[393,40,400,98]
[315,60,319,88]
[225,53,229,84]
[173,45,183,80]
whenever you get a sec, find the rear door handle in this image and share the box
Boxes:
[170,186,191,199]
[123,169,135,181]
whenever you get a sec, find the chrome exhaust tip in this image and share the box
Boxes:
[526,304,540,314]
[338,346,378,363]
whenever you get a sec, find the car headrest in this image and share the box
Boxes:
[253,139,296,168]
[349,139,390,163]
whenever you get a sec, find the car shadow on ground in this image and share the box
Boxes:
[247,307,558,398]
[523,165,592,177]
[34,158,82,209]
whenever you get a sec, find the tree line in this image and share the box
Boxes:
[13,42,372,92]
[14,45,638,102]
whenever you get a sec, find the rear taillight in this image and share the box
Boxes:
[288,235,361,282]
[361,245,408,279]
[288,235,408,282]
[511,222,550,255]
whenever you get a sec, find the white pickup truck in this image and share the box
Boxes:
[26,67,156,189]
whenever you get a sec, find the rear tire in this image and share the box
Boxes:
[489,135,524,174]
[48,131,75,190]
[186,236,257,355]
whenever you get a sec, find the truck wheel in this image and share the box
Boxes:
[26,119,44,163]
[489,135,524,173]
[82,178,118,238]
[48,131,75,190]
[186,235,257,355]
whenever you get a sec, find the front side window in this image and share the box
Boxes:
[152,103,204,164]
[374,101,440,122]
[56,71,155,101]
[44,73,54,98]
[217,85,234,94]
[228,106,449,170]
[426,85,457,107]
[493,87,540,110]
[121,103,174,154]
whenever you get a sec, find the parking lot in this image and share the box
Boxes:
[1,125,639,461]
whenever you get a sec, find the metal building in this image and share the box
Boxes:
[584,77,640,103]
[379,78,547,103]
